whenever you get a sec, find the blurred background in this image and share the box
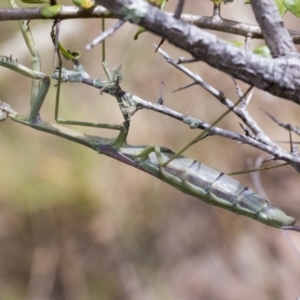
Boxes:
[1,0,300,299]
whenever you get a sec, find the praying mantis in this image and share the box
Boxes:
[1,56,299,232]
[1,0,300,234]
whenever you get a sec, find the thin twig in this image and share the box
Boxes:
[1,7,300,43]
[156,47,280,148]
[174,0,185,19]
[85,19,125,50]
[262,108,300,136]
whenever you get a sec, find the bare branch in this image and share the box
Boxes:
[0,6,110,20]
[174,0,185,19]
[93,0,300,106]
[85,19,125,50]
[157,48,278,148]
[262,108,300,137]
[1,6,300,44]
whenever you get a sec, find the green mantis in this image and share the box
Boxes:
[0,57,298,230]
[0,63,299,232]
[1,0,300,233]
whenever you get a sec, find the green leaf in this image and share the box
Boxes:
[72,0,95,9]
[224,0,234,3]
[253,45,271,58]
[275,0,288,16]
[134,27,147,40]
[225,40,245,47]
[58,42,81,60]
[133,0,168,40]
[283,0,300,17]
[40,4,62,18]
[148,0,168,8]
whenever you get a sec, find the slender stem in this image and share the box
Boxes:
[102,61,112,80]
[86,19,125,51]
[54,25,63,122]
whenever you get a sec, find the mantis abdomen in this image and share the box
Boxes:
[140,151,296,229]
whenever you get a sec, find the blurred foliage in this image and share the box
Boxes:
[0,0,300,299]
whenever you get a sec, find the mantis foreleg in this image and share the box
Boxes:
[51,24,127,137]
[8,0,41,109]
[0,57,49,122]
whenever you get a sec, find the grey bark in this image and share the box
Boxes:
[95,0,300,105]
[250,0,297,56]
